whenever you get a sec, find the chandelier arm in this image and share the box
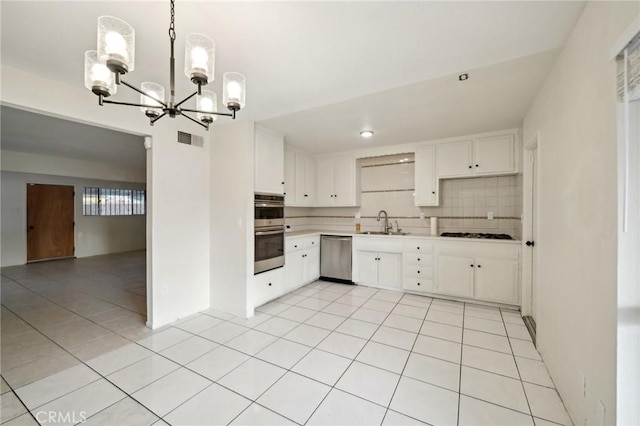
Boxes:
[150,112,167,124]
[174,91,198,109]
[180,108,234,118]
[102,99,164,109]
[180,112,209,129]
[120,80,168,107]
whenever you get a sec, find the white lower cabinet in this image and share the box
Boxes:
[435,242,520,305]
[252,267,284,307]
[284,235,320,292]
[356,251,401,289]
[474,256,519,304]
[436,254,475,298]
[353,237,403,290]
[402,240,435,293]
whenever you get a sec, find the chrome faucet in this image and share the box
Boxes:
[377,210,392,233]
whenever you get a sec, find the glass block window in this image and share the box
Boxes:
[83,187,146,216]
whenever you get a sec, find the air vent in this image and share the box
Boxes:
[177,131,204,147]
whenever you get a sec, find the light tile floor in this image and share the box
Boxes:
[1,252,573,425]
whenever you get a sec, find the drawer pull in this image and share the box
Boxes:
[417,282,421,286]
[268,283,272,286]
[417,270,420,274]
[417,258,421,261]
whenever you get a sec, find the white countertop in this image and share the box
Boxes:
[285,229,521,244]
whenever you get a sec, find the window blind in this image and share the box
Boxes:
[617,33,640,101]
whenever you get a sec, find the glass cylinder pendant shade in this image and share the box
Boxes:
[98,16,135,74]
[223,72,246,111]
[196,90,217,123]
[184,34,215,85]
[139,82,165,118]
[84,51,116,97]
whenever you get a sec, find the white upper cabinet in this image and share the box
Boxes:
[283,145,315,206]
[255,126,284,195]
[473,135,516,175]
[436,140,474,178]
[316,153,360,206]
[294,153,316,206]
[414,145,438,206]
[435,133,517,179]
[283,147,296,205]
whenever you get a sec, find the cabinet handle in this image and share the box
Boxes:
[417,282,421,286]
[475,164,479,168]
[268,283,272,286]
[304,194,308,197]
[417,258,421,261]
[432,191,435,194]
[468,165,472,169]
[417,270,421,274]
[417,247,420,250]
[294,245,298,248]
[470,264,474,267]
[281,181,285,185]
[477,265,481,268]
[334,194,337,197]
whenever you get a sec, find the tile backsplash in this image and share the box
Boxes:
[286,153,522,239]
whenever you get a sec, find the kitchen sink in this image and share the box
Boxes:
[358,231,411,236]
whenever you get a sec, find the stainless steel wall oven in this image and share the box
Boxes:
[254,193,285,274]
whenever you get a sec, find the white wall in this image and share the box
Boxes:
[210,120,254,317]
[522,3,639,425]
[0,170,146,266]
[1,65,211,328]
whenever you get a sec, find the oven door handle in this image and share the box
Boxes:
[254,203,284,208]
[255,229,286,236]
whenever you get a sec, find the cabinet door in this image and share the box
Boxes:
[316,156,334,205]
[294,154,309,205]
[415,145,438,206]
[436,140,473,178]
[473,135,515,175]
[304,156,316,206]
[284,147,296,205]
[356,250,379,285]
[378,253,401,289]
[255,129,284,194]
[474,257,519,304]
[284,251,304,291]
[436,254,474,298]
[332,154,355,205]
[303,247,320,283]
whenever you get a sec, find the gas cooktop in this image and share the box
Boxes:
[440,232,514,240]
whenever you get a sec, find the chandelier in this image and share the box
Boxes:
[83,0,245,130]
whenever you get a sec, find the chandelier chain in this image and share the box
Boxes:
[168,0,176,41]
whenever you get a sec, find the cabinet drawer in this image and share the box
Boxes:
[403,253,433,266]
[403,240,434,254]
[404,265,433,279]
[252,268,284,306]
[285,235,320,252]
[403,277,434,293]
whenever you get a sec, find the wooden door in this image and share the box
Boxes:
[27,184,74,261]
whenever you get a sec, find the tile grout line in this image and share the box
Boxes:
[380,295,434,425]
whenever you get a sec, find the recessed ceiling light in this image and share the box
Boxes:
[360,130,374,138]
[458,73,469,81]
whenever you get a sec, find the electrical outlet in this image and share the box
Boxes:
[161,285,168,295]
[487,211,494,220]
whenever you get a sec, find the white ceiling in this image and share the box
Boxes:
[1,106,146,168]
[0,1,585,155]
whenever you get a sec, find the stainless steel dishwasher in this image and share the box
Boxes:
[320,235,353,284]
